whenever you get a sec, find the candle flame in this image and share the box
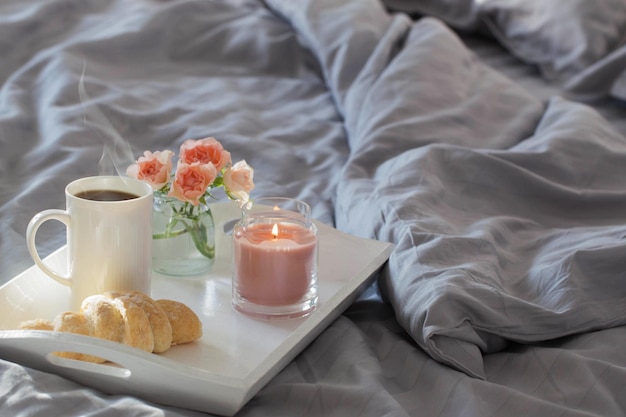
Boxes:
[271,223,279,239]
[273,205,280,211]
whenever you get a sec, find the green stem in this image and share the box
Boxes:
[152,229,187,239]
[153,200,215,259]
[180,218,214,258]
[152,216,186,239]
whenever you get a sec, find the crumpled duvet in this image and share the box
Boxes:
[268,0,626,379]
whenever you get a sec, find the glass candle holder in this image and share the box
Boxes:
[232,197,318,319]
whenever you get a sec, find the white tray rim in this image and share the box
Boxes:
[0,202,394,415]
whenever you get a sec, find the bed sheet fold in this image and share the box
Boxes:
[382,0,626,101]
[268,0,626,379]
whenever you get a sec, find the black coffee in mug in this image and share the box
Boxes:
[75,189,140,201]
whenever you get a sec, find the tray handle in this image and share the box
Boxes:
[0,330,247,416]
[1,330,159,378]
[45,351,132,378]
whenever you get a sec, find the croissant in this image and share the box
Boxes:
[18,290,202,362]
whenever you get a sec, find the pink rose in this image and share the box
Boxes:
[223,160,255,203]
[179,137,232,172]
[126,150,174,190]
[168,162,217,205]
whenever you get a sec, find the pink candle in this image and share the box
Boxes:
[233,222,317,306]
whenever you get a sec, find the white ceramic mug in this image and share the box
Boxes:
[27,176,153,310]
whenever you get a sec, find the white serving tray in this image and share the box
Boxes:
[0,202,394,416]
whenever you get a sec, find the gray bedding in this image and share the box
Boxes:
[385,0,626,101]
[2,0,626,416]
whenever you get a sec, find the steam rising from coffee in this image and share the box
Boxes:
[78,65,135,178]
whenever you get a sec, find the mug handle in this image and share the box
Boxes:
[26,209,72,287]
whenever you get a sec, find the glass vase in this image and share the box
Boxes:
[151,192,215,276]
